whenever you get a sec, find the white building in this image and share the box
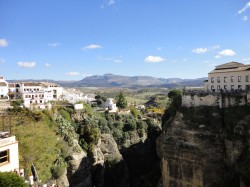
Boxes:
[0,77,9,100]
[62,88,84,104]
[0,132,19,172]
[17,83,47,109]
[104,98,118,112]
[205,62,250,92]
[39,82,63,100]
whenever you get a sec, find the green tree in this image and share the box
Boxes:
[167,89,182,110]
[116,92,127,109]
[0,172,27,187]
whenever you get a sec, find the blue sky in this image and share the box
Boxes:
[0,0,250,80]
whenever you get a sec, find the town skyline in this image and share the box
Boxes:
[0,0,250,80]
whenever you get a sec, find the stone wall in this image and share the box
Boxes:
[182,92,250,108]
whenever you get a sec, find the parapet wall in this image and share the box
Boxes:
[182,92,250,108]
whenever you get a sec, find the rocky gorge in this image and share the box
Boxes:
[57,104,250,187]
[157,105,250,187]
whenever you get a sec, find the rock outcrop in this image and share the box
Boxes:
[157,106,250,187]
[67,150,92,187]
[91,133,129,187]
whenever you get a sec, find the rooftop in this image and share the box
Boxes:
[209,62,250,74]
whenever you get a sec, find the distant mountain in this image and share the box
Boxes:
[7,74,207,88]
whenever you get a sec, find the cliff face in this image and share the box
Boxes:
[157,106,250,187]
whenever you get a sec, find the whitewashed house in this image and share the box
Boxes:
[62,88,84,104]
[39,82,63,100]
[16,83,46,109]
[0,77,9,100]
[104,98,118,112]
[0,132,19,173]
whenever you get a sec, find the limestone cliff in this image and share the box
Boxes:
[157,106,250,187]
[91,133,129,187]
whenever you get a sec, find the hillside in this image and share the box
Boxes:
[8,74,207,88]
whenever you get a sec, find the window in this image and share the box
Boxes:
[231,85,234,90]
[231,76,234,83]
[238,76,241,82]
[224,85,227,90]
[246,85,250,90]
[211,85,214,90]
[224,77,227,83]
[40,100,42,103]
[238,85,242,90]
[0,150,9,166]
[217,85,220,90]
[246,75,249,82]
[211,77,214,83]
[217,77,220,83]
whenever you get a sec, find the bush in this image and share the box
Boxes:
[59,109,71,121]
[78,125,100,151]
[130,106,140,118]
[0,172,27,187]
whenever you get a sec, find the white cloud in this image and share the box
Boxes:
[0,38,8,47]
[182,58,188,62]
[218,49,236,56]
[108,0,115,5]
[214,55,221,59]
[238,2,250,14]
[144,55,165,63]
[157,47,163,51]
[242,16,248,21]
[45,63,50,67]
[0,59,5,64]
[192,45,220,54]
[114,59,122,63]
[81,44,103,50]
[48,43,61,47]
[17,61,36,68]
[210,45,220,50]
[192,48,208,54]
[66,72,80,76]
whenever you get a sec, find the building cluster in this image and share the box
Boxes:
[204,62,250,92]
[0,77,96,110]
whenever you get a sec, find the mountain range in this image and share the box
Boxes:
[8,73,207,88]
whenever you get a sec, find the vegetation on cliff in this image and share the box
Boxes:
[2,89,164,186]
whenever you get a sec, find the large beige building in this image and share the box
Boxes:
[204,62,250,92]
[0,132,19,172]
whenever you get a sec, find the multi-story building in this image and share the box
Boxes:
[39,82,63,100]
[0,77,9,100]
[204,62,250,92]
[0,132,19,172]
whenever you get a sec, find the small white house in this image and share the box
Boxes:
[104,98,118,112]
[0,132,19,172]
[74,103,84,110]
[0,77,9,100]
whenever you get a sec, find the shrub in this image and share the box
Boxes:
[59,109,71,121]
[0,172,27,187]
[130,106,140,118]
